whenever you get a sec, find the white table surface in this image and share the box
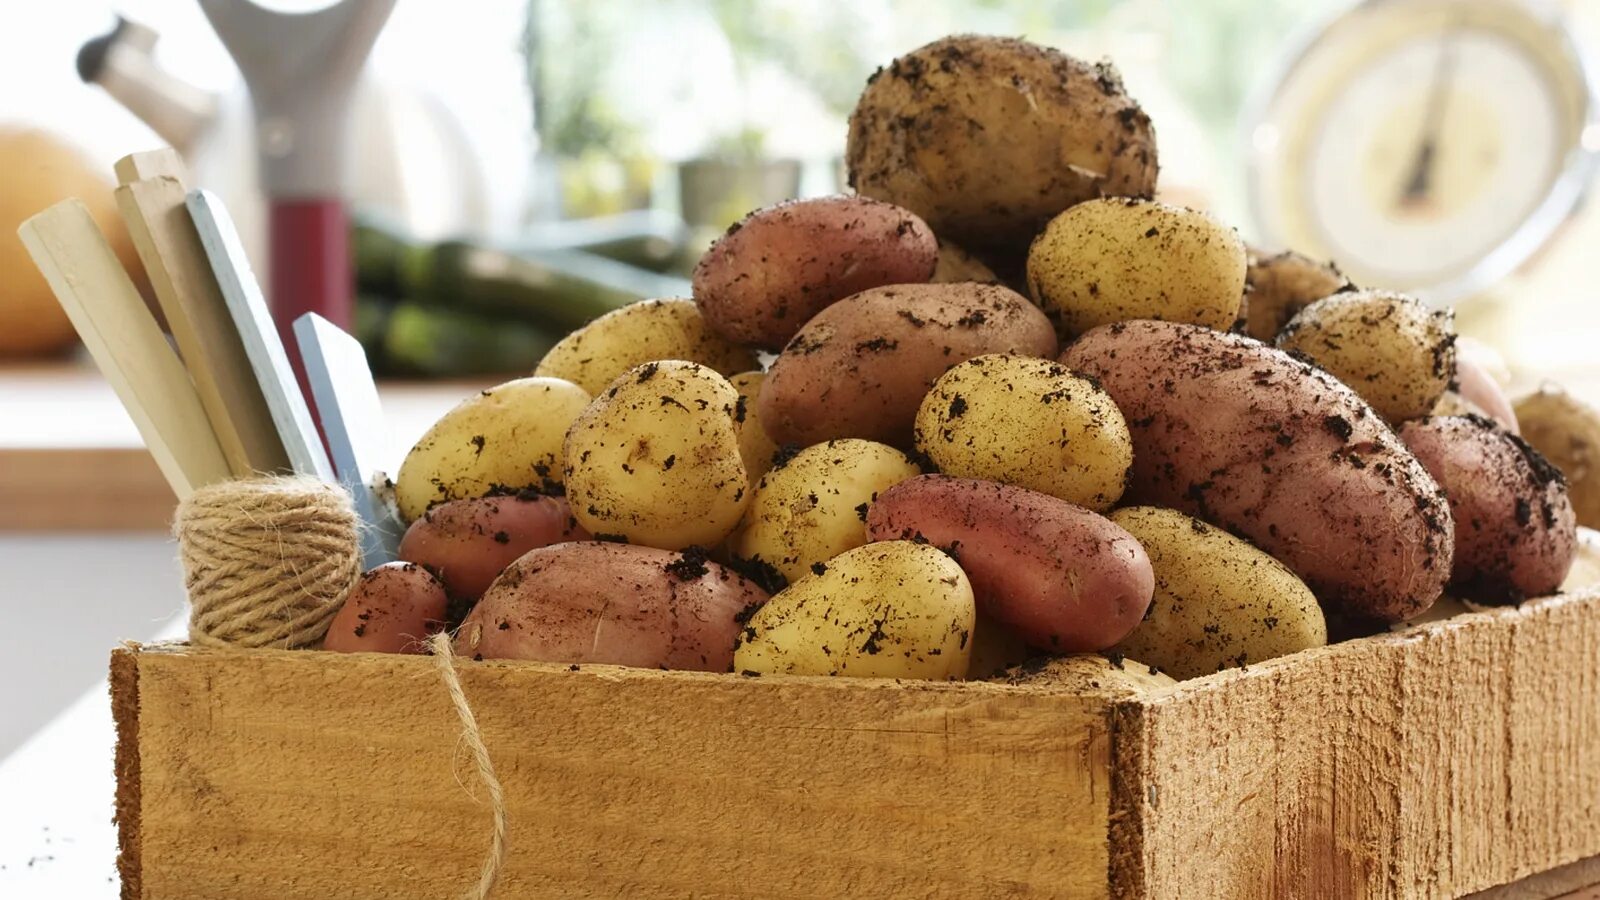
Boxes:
[0,535,186,897]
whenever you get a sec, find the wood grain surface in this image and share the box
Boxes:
[1111,589,1600,899]
[113,644,1114,899]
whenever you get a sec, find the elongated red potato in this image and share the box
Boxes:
[759,282,1057,447]
[455,542,770,670]
[323,562,449,654]
[693,196,937,350]
[398,493,588,600]
[1400,415,1576,602]
[1059,320,1453,622]
[866,475,1153,651]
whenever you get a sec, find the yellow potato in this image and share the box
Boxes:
[564,361,748,550]
[729,371,781,483]
[1276,290,1454,423]
[1027,198,1245,339]
[914,354,1131,511]
[1242,248,1351,342]
[734,541,975,680]
[735,439,921,583]
[394,377,591,522]
[931,240,998,284]
[1514,383,1600,529]
[534,298,758,395]
[1109,506,1327,680]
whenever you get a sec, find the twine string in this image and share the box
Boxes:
[430,632,507,899]
[174,476,362,649]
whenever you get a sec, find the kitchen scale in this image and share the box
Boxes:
[1246,0,1600,305]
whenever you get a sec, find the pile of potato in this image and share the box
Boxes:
[321,34,1593,684]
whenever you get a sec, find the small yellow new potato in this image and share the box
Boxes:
[914,354,1131,511]
[734,439,921,582]
[728,371,781,482]
[734,541,975,680]
[534,298,758,395]
[931,241,998,284]
[1026,198,1245,339]
[564,361,748,550]
[1276,290,1454,423]
[1515,383,1600,528]
[394,377,591,522]
[1242,248,1351,342]
[1109,506,1327,680]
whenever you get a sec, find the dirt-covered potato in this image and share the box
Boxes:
[728,371,781,483]
[867,475,1153,652]
[1277,290,1454,423]
[931,240,997,284]
[1400,415,1577,602]
[759,282,1057,447]
[1060,320,1453,622]
[1109,507,1326,679]
[323,562,448,654]
[993,654,1176,695]
[1514,383,1600,528]
[847,35,1157,264]
[534,299,758,395]
[734,439,921,583]
[1026,198,1245,339]
[914,354,1131,510]
[733,541,974,680]
[397,494,588,601]
[564,361,748,550]
[394,376,591,522]
[1242,248,1351,342]
[457,542,769,670]
[693,196,937,350]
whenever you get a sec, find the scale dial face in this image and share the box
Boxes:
[1249,0,1596,303]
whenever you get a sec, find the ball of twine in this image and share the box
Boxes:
[174,475,362,649]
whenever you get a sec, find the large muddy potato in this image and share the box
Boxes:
[759,282,1057,447]
[693,196,937,350]
[1059,320,1453,622]
[457,542,769,670]
[1400,415,1577,602]
[866,475,1153,651]
[847,35,1157,265]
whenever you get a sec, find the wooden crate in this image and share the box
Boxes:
[111,588,1600,899]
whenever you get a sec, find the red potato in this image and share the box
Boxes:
[1453,353,1519,434]
[1400,416,1576,602]
[693,196,938,350]
[759,282,1058,447]
[323,562,448,654]
[1059,320,1453,622]
[456,542,770,670]
[398,493,588,600]
[866,475,1154,652]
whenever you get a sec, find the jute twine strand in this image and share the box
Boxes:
[174,476,362,649]
[429,632,507,899]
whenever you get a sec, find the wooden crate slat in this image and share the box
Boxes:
[115,646,1114,899]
